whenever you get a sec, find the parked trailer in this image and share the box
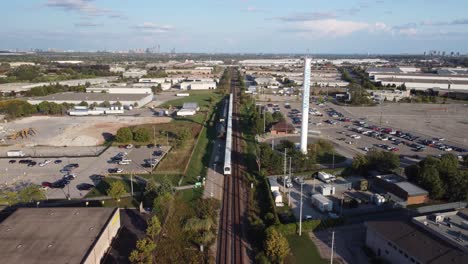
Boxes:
[311,193,333,212]
[317,171,336,183]
[7,150,25,157]
[223,93,233,175]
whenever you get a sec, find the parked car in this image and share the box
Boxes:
[9,160,16,164]
[77,183,95,191]
[54,160,62,164]
[27,161,37,167]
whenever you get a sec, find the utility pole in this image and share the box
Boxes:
[332,152,335,169]
[263,107,266,133]
[130,172,134,197]
[299,182,303,236]
[289,157,292,206]
[283,148,287,192]
[330,231,335,264]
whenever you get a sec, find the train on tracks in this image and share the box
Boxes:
[223,93,233,175]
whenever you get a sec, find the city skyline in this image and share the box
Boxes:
[1,0,468,53]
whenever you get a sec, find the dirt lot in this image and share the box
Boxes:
[0,115,171,147]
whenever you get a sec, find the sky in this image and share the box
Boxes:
[1,0,468,54]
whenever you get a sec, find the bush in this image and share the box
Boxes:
[133,127,151,142]
[115,127,132,143]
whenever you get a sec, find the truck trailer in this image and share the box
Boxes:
[311,193,333,212]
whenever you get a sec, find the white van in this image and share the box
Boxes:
[119,159,131,165]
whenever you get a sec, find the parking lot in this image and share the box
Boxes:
[260,95,467,161]
[0,145,169,199]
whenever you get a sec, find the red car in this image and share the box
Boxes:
[42,182,52,187]
[391,148,399,152]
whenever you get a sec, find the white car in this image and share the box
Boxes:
[116,168,123,173]
[126,144,133,149]
[350,134,361,139]
[119,160,131,165]
[363,147,370,152]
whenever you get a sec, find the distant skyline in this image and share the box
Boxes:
[1,0,468,54]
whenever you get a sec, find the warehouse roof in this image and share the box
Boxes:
[366,221,468,264]
[0,207,118,264]
[379,78,468,85]
[395,182,428,196]
[29,92,150,101]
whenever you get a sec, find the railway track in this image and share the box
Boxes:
[217,70,248,264]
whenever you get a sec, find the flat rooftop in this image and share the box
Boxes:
[29,92,150,101]
[413,210,468,252]
[379,77,468,85]
[395,181,428,196]
[0,207,117,263]
[367,220,468,264]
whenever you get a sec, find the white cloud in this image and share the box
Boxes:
[398,28,418,36]
[133,22,174,33]
[284,19,372,37]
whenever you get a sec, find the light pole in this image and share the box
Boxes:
[130,172,134,197]
[330,231,335,264]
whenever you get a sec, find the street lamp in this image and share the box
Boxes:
[299,182,304,236]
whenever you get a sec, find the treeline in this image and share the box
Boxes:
[351,149,400,175]
[0,100,73,118]
[405,154,467,201]
[23,83,87,97]
[258,139,336,175]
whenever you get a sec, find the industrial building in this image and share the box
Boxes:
[0,208,121,264]
[365,217,468,264]
[373,174,429,205]
[179,81,217,90]
[176,102,200,116]
[368,89,411,102]
[86,87,152,94]
[123,69,147,78]
[239,59,302,67]
[28,92,153,108]
[0,77,118,93]
[367,68,468,92]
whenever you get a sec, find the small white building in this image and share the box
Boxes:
[273,190,283,206]
[318,184,336,196]
[179,81,217,90]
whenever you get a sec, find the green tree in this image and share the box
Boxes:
[183,217,215,251]
[133,128,151,142]
[9,65,40,81]
[146,216,161,240]
[129,238,156,264]
[78,101,88,107]
[264,227,290,264]
[1,191,19,205]
[352,154,369,174]
[115,127,133,143]
[152,192,174,219]
[18,185,46,203]
[419,166,445,199]
[37,101,51,113]
[107,181,126,201]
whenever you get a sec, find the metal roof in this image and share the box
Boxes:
[395,182,428,196]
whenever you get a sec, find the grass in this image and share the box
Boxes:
[138,173,181,186]
[177,187,204,203]
[160,90,223,109]
[85,177,145,198]
[285,234,328,264]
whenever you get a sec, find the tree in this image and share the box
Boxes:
[116,127,133,143]
[18,185,46,203]
[78,101,88,107]
[177,128,191,146]
[352,154,369,174]
[9,65,40,81]
[153,192,174,219]
[264,227,290,264]
[129,238,156,264]
[2,191,19,205]
[146,216,161,240]
[419,166,445,199]
[107,181,126,201]
[133,127,151,142]
[183,217,216,251]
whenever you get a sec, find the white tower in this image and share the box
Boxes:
[300,57,311,154]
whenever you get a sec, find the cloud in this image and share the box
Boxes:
[75,22,103,27]
[133,22,174,34]
[46,0,108,15]
[421,18,468,26]
[282,19,370,37]
[242,6,262,13]
[273,12,337,22]
[398,28,417,36]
